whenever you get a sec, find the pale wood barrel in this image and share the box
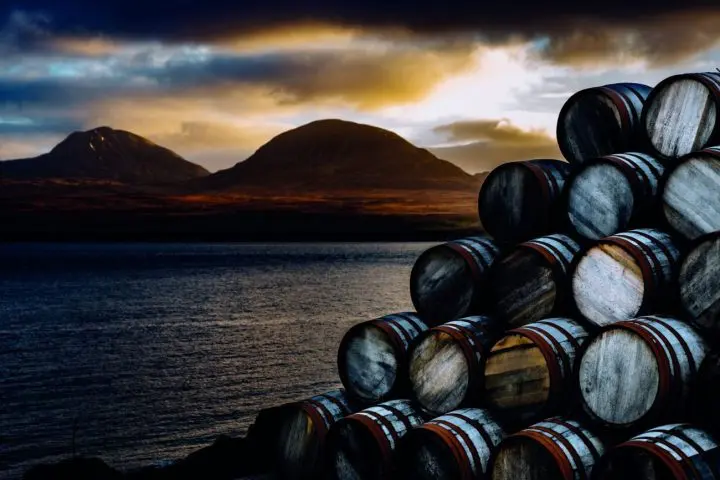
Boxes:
[488,234,582,328]
[483,318,590,426]
[337,312,428,404]
[566,152,665,240]
[662,147,720,240]
[578,316,708,430]
[275,389,358,479]
[326,399,425,480]
[557,83,652,164]
[643,72,720,159]
[593,424,720,480]
[572,228,682,327]
[678,232,720,335]
[489,417,606,480]
[478,159,571,244]
[410,236,501,324]
[395,408,506,480]
[408,315,502,415]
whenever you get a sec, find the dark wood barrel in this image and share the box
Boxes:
[395,408,505,480]
[566,152,665,240]
[578,315,708,430]
[489,417,606,480]
[483,318,590,426]
[643,72,720,159]
[572,228,682,327]
[693,350,720,436]
[678,232,720,335]
[557,83,652,164]
[408,315,502,415]
[488,234,582,327]
[338,312,428,404]
[662,147,720,240]
[326,399,425,480]
[410,236,501,324]
[275,389,358,479]
[478,159,572,244]
[594,424,720,480]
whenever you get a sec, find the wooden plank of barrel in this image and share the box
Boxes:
[488,234,581,327]
[478,159,572,244]
[326,399,425,480]
[337,312,428,404]
[407,316,502,415]
[275,389,358,480]
[662,147,720,239]
[489,417,606,480]
[566,153,665,240]
[395,408,505,480]
[410,236,501,324]
[578,316,708,430]
[643,72,720,159]
[593,424,720,480]
[572,228,682,327]
[557,83,652,164]
[678,232,720,335]
[483,318,590,426]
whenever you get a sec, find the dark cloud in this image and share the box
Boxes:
[430,119,563,173]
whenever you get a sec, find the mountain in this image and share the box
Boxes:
[0,126,209,184]
[195,119,477,192]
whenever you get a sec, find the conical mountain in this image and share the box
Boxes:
[0,126,209,184]
[197,119,477,191]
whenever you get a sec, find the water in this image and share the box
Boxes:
[0,242,434,478]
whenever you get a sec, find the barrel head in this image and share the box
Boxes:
[490,249,557,327]
[340,324,398,403]
[644,77,718,158]
[573,243,645,327]
[595,448,676,480]
[663,152,720,239]
[410,245,475,323]
[395,430,458,480]
[328,420,383,480]
[276,409,320,479]
[568,162,634,240]
[679,233,720,333]
[478,163,546,243]
[409,330,469,415]
[579,328,660,427]
[490,436,562,480]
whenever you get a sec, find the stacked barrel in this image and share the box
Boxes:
[245,72,720,479]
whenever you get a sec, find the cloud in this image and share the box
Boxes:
[430,119,563,173]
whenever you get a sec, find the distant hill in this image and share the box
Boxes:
[0,126,209,185]
[195,119,478,192]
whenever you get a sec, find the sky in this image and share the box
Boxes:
[1,1,720,173]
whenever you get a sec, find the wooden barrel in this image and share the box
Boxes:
[337,312,428,404]
[395,408,506,480]
[408,316,502,415]
[578,315,708,430]
[488,234,582,327]
[566,153,665,240]
[483,318,590,425]
[593,424,720,480]
[662,147,720,240]
[275,389,357,479]
[678,232,720,334]
[489,417,606,480]
[643,72,720,159]
[557,83,652,164]
[692,351,720,436]
[572,228,682,327]
[326,399,425,480]
[410,236,501,324]
[478,159,572,244]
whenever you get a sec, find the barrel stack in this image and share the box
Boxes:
[244,72,720,479]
